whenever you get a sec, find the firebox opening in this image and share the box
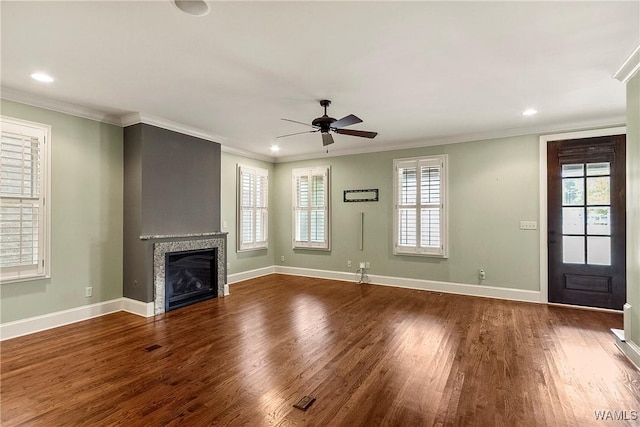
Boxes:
[165,248,217,311]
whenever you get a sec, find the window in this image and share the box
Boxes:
[393,155,447,257]
[1,116,50,282]
[292,166,330,250]
[237,164,268,251]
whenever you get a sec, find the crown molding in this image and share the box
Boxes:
[220,145,275,163]
[273,115,626,163]
[614,45,640,83]
[1,87,122,125]
[120,112,229,144]
[121,113,273,161]
[2,87,626,165]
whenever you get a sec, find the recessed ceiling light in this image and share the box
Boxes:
[270,145,281,153]
[173,0,210,16]
[522,108,538,117]
[31,72,54,83]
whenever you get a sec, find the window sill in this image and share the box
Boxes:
[393,249,448,259]
[293,246,331,252]
[237,246,268,253]
[1,273,50,285]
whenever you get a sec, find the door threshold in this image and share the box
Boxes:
[547,302,622,314]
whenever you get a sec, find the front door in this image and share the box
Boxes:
[547,135,626,309]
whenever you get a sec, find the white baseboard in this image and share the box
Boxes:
[228,266,276,285]
[0,299,123,341]
[614,336,640,370]
[122,298,154,317]
[0,267,543,341]
[275,266,356,283]
[274,266,541,303]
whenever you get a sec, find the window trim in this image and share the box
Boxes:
[393,154,448,258]
[1,116,51,283]
[236,164,268,252]
[292,166,331,251]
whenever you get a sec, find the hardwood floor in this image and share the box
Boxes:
[2,274,639,426]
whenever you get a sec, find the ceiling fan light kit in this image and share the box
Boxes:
[278,100,378,147]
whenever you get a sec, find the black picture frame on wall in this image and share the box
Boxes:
[343,189,379,203]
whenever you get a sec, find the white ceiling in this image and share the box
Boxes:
[1,1,638,161]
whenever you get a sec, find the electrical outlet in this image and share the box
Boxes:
[223,220,228,229]
[365,262,370,269]
[226,262,230,270]
[359,262,366,269]
[85,287,93,297]
[479,269,486,280]
[347,260,352,268]
[281,255,285,262]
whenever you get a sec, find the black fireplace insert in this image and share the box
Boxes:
[165,248,217,311]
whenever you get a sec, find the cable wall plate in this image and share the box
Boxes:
[343,189,378,202]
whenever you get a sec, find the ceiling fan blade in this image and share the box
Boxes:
[322,133,334,146]
[276,130,318,138]
[331,114,362,129]
[334,128,378,139]
[281,118,318,129]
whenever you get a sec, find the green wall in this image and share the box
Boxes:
[627,73,640,344]
[273,135,540,291]
[221,152,276,276]
[0,100,123,323]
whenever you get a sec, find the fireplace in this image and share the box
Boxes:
[150,233,227,315]
[165,248,217,311]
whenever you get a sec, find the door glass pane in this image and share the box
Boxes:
[562,178,584,206]
[586,177,610,205]
[562,164,584,177]
[587,236,611,265]
[586,162,610,176]
[587,207,610,235]
[562,207,584,235]
[563,236,585,264]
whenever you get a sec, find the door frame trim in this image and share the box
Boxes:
[538,126,626,303]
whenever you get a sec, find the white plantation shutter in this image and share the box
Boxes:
[1,117,50,282]
[293,166,330,249]
[394,155,447,257]
[238,165,268,251]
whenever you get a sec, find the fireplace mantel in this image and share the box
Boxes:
[140,232,226,241]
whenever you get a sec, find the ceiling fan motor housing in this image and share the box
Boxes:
[312,115,336,133]
[313,99,335,132]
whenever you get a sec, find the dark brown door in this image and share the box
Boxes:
[547,135,626,309]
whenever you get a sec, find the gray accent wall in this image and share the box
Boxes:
[123,123,221,302]
[0,100,123,323]
[272,135,540,291]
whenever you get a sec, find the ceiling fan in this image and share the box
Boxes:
[278,100,378,146]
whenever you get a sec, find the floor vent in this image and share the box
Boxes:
[293,396,316,411]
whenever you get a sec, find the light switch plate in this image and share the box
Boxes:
[519,220,537,230]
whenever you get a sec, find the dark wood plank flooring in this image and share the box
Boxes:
[2,274,639,426]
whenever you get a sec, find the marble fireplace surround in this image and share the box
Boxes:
[141,232,227,315]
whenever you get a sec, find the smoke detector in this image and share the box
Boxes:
[173,0,210,17]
